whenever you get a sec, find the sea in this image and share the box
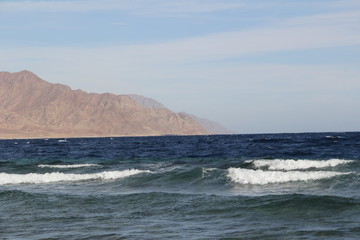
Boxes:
[1,132,360,240]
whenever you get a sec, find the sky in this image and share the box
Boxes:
[1,0,360,134]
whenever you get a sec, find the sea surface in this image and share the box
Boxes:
[1,132,360,239]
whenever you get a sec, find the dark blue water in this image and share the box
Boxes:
[1,132,360,239]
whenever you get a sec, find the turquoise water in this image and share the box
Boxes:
[1,133,360,239]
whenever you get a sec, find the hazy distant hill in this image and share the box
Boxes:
[128,94,167,109]
[0,70,209,139]
[128,94,235,134]
[181,112,236,135]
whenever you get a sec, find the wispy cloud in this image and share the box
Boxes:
[2,14,359,88]
[282,10,360,26]
[111,22,128,26]
[0,0,250,14]
[0,0,131,12]
[115,20,360,64]
[1,2,359,76]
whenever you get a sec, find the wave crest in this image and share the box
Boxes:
[227,168,349,185]
[247,159,353,171]
[38,164,102,169]
[0,169,149,185]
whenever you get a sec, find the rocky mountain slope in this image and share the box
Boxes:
[0,70,210,139]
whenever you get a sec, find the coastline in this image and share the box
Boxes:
[0,132,217,140]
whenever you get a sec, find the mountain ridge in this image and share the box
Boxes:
[0,70,211,139]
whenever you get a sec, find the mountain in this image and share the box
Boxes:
[181,112,236,135]
[128,94,167,109]
[127,95,236,134]
[0,70,210,139]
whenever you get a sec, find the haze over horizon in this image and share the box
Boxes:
[1,0,359,134]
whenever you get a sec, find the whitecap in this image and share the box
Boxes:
[0,169,149,185]
[246,159,354,171]
[325,135,343,139]
[227,168,350,185]
[38,164,102,169]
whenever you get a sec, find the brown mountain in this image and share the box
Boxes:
[0,70,210,139]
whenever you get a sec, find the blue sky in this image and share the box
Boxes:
[1,0,360,133]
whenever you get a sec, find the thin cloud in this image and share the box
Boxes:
[0,0,131,12]
[0,0,250,13]
[115,22,360,64]
[282,10,360,26]
[2,17,359,80]
[1,11,359,70]
[112,22,128,26]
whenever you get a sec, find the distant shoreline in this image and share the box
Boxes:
[1,131,359,141]
[0,133,218,141]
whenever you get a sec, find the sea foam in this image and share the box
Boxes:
[0,169,149,185]
[38,164,102,169]
[227,168,349,185]
[246,159,353,171]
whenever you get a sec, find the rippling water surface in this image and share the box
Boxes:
[1,132,360,239]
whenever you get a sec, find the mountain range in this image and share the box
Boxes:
[0,71,233,139]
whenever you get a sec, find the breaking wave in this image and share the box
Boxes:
[246,159,353,171]
[0,169,149,185]
[227,168,350,185]
[38,164,102,169]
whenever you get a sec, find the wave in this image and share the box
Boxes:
[246,159,354,171]
[38,164,102,169]
[0,169,149,185]
[227,168,350,185]
[325,135,343,139]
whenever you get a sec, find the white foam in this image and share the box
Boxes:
[0,169,149,185]
[247,159,354,171]
[202,167,217,173]
[227,168,349,185]
[325,135,343,139]
[38,164,102,169]
[202,168,218,177]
